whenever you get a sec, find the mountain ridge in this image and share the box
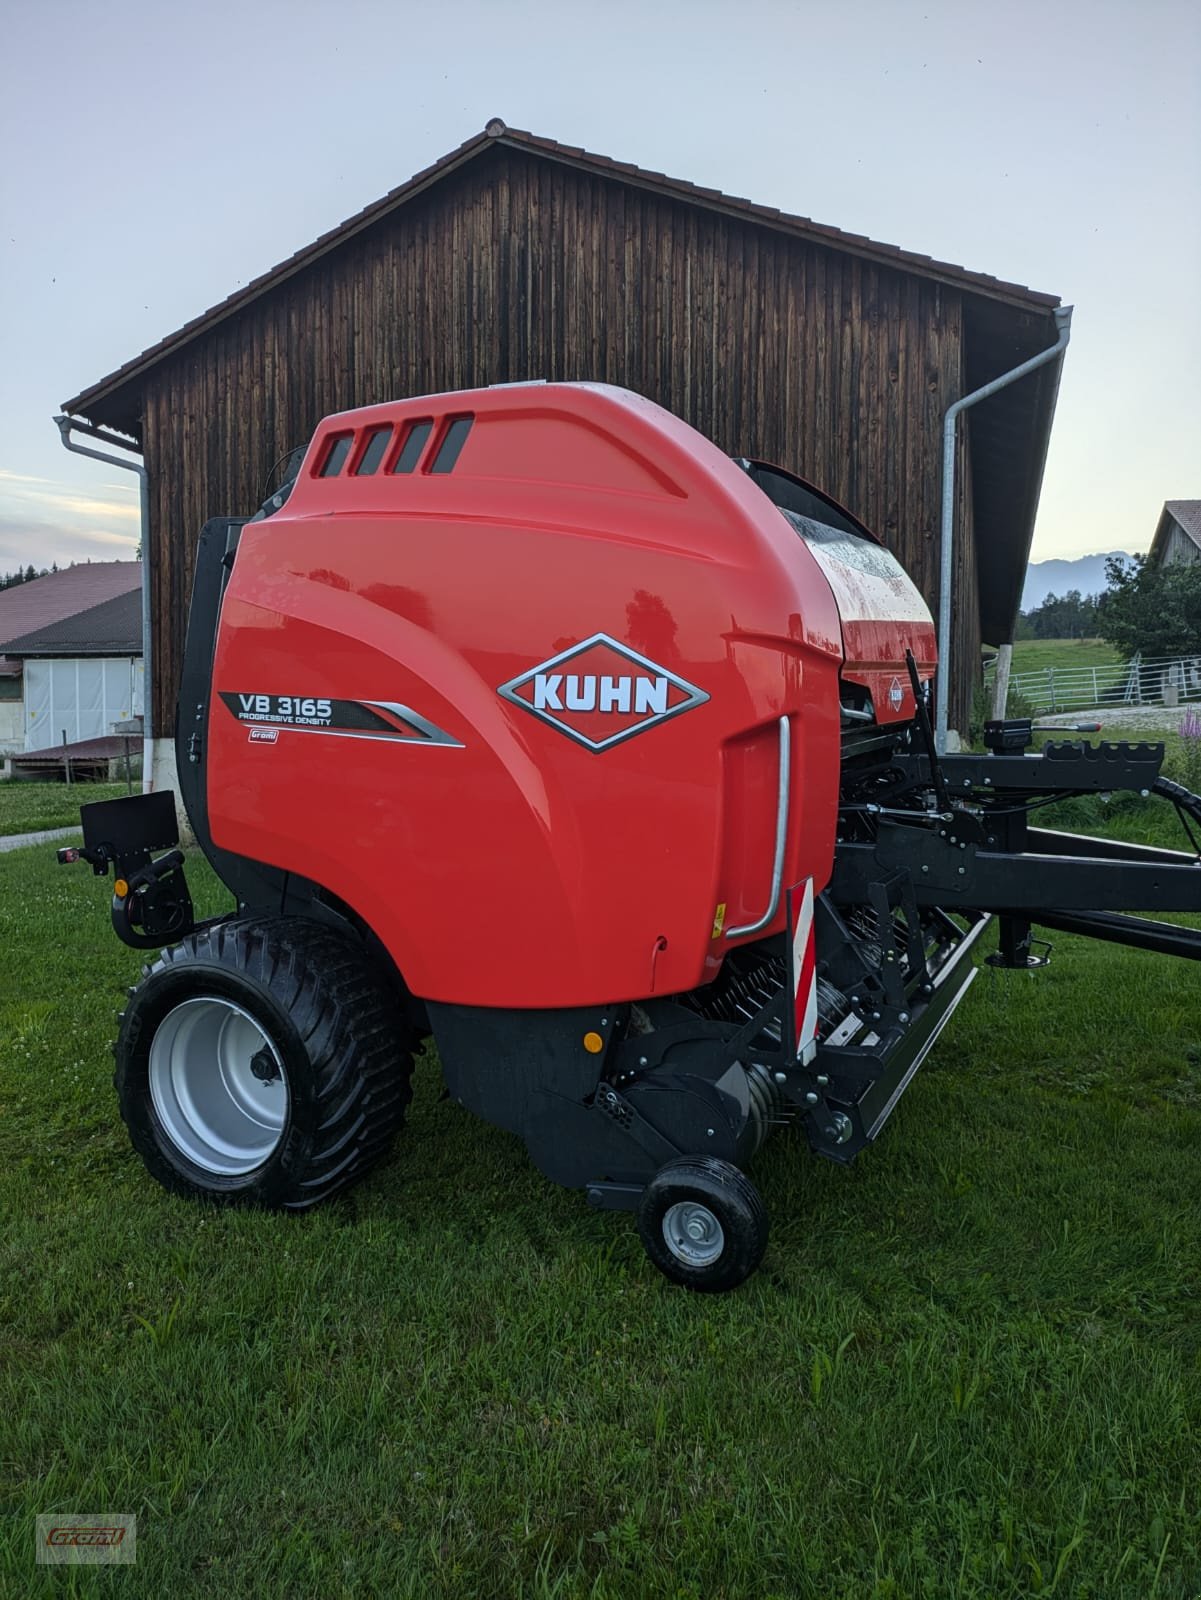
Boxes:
[1022,551,1132,611]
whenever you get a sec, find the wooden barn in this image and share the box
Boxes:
[1149,501,1201,569]
[62,119,1065,753]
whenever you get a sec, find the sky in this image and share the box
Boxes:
[0,0,1197,576]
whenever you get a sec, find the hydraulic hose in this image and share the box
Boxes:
[1153,774,1201,832]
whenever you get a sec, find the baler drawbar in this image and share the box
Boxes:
[62,383,1201,1290]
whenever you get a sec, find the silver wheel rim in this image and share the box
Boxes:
[148,998,288,1175]
[662,1200,725,1267]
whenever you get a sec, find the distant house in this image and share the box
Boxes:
[0,562,142,755]
[1149,501,1201,569]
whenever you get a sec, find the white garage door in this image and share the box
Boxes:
[23,657,144,751]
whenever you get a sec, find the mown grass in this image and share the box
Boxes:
[1008,639,1121,678]
[1,756,1199,1596]
[0,780,132,838]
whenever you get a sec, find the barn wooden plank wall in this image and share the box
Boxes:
[141,148,978,733]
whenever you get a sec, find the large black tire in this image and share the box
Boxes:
[636,1156,768,1292]
[114,916,414,1210]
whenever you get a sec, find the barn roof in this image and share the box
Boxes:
[0,586,142,659]
[1151,500,1201,560]
[63,119,1059,427]
[61,121,1065,644]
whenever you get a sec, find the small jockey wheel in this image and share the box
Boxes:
[636,1156,769,1292]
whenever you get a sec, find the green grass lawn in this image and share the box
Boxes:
[1007,639,1122,678]
[983,640,1128,718]
[0,780,133,837]
[1,766,1199,1596]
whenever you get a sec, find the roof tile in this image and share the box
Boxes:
[0,586,142,658]
[0,562,141,651]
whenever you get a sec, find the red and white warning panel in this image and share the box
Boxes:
[790,877,819,1065]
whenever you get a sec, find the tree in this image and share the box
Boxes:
[1096,555,1201,660]
[0,564,52,590]
[1016,587,1100,641]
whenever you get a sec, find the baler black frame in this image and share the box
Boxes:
[834,741,1201,965]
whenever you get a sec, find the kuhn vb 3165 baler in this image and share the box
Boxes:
[64,383,1201,1290]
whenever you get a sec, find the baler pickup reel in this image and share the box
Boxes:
[58,790,195,951]
[741,713,1201,1176]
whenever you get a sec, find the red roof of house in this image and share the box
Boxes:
[0,561,141,676]
[1,587,142,658]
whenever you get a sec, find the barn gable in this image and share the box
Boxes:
[1150,501,1201,568]
[63,122,1064,735]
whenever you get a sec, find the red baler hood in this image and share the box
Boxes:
[208,384,934,1008]
[740,460,936,723]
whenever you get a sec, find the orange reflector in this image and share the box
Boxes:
[583,1031,604,1054]
[114,878,129,898]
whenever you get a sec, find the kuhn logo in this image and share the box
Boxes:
[498,633,709,752]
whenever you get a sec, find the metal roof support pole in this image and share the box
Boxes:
[52,416,152,790]
[935,304,1072,753]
